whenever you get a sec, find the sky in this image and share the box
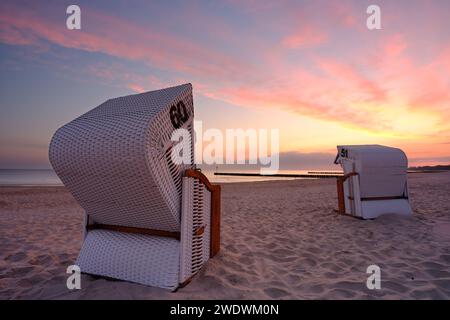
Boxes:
[0,0,449,170]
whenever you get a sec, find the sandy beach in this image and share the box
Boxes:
[0,172,449,300]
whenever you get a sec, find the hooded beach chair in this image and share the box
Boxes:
[334,144,412,219]
[49,83,221,290]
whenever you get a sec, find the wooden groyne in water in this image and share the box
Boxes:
[214,172,343,179]
[214,170,449,179]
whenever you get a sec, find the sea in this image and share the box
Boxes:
[0,169,342,186]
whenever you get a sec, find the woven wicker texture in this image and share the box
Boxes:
[180,177,211,282]
[76,229,180,290]
[49,83,194,232]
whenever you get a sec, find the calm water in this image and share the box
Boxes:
[0,169,341,186]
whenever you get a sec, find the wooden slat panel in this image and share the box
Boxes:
[336,177,345,214]
[335,172,358,215]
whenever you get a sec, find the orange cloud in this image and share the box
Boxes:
[204,82,386,132]
[316,58,386,103]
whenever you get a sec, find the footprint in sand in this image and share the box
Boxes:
[334,280,364,291]
[287,274,301,283]
[238,256,253,266]
[425,269,450,278]
[411,288,447,299]
[225,274,249,286]
[439,254,450,264]
[381,280,409,292]
[5,252,27,262]
[297,257,317,268]
[264,287,289,299]
[328,288,356,299]
[29,254,53,266]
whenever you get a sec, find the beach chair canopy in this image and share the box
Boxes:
[50,83,194,232]
[334,144,412,219]
[49,84,220,290]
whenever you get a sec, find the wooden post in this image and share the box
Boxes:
[210,185,221,257]
[184,169,221,258]
[336,172,358,215]
[336,177,345,214]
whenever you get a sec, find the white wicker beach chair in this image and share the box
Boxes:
[49,83,221,290]
[334,144,412,219]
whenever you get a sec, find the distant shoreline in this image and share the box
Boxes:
[408,164,450,171]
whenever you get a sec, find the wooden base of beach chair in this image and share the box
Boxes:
[333,209,365,220]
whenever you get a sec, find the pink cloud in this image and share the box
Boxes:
[282,26,328,49]
[0,22,38,46]
[0,3,251,81]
